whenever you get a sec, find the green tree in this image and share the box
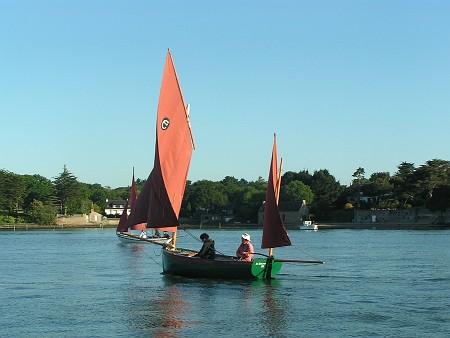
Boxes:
[181,180,193,217]
[352,167,366,183]
[282,170,313,187]
[65,182,91,215]
[391,162,416,208]
[0,170,10,211]
[23,175,56,211]
[54,165,79,215]
[413,159,450,204]
[238,185,266,222]
[1,172,25,215]
[220,176,249,213]
[280,180,314,204]
[30,199,57,225]
[351,167,366,208]
[427,185,450,213]
[310,169,343,220]
[366,172,393,208]
[88,183,108,212]
[189,180,228,214]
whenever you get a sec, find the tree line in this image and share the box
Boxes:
[1,159,449,225]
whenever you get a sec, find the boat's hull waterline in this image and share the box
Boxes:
[161,248,257,279]
[116,232,171,246]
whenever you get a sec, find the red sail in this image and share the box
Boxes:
[116,199,129,232]
[127,50,194,232]
[117,170,141,232]
[261,135,291,249]
[127,171,151,229]
[129,170,146,231]
[130,171,137,209]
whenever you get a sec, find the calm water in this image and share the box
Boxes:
[1,228,449,337]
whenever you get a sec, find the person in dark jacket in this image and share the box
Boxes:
[194,233,216,259]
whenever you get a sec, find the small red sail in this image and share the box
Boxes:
[261,134,291,249]
[130,171,137,209]
[127,50,194,233]
[117,169,145,232]
[128,172,150,228]
[116,199,129,232]
[129,170,146,230]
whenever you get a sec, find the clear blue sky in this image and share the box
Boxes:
[1,0,449,188]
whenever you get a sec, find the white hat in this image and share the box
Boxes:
[241,233,251,241]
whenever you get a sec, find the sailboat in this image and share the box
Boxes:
[125,50,194,249]
[116,170,172,245]
[161,134,324,279]
[126,51,322,279]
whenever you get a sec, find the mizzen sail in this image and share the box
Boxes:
[261,134,291,249]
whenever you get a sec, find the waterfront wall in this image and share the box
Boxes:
[353,207,449,225]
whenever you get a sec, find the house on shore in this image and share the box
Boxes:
[104,199,128,217]
[258,201,303,225]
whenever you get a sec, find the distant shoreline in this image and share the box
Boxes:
[1,222,449,231]
[315,222,450,230]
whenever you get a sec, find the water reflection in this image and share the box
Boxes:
[118,243,290,338]
[150,284,189,337]
[249,279,289,336]
[117,246,192,336]
[262,281,288,336]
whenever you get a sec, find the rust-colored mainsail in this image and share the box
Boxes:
[261,134,291,249]
[127,50,194,233]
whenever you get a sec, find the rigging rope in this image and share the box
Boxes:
[178,225,229,257]
[289,245,324,264]
[178,225,323,262]
[178,225,199,242]
[142,247,163,267]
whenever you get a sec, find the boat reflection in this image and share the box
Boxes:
[150,284,188,337]
[122,277,191,337]
[121,262,289,336]
[250,278,289,336]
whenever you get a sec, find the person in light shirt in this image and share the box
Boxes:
[236,233,254,262]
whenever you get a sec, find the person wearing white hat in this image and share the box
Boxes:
[236,233,254,262]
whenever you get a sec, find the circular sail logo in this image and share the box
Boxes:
[161,117,170,130]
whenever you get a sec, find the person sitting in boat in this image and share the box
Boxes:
[194,233,216,259]
[236,233,254,262]
[139,230,147,239]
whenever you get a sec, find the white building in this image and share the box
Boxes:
[104,199,128,217]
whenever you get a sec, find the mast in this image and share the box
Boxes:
[276,158,283,203]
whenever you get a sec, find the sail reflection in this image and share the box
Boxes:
[151,285,188,337]
[122,279,191,337]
